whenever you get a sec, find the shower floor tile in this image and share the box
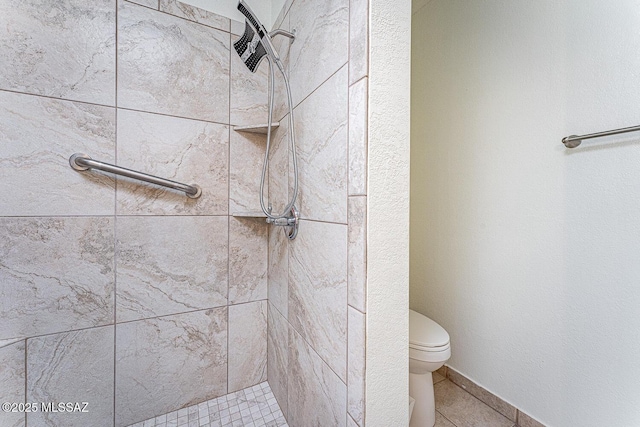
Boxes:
[127,382,288,427]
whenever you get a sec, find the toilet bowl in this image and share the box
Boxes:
[409,309,450,427]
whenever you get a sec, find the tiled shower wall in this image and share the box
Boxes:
[266,0,369,426]
[0,1,271,426]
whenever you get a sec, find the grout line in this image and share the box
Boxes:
[23,338,27,427]
[287,315,347,389]
[114,0,119,419]
[285,314,291,422]
[115,105,230,126]
[227,298,268,309]
[437,409,459,427]
[446,379,514,423]
[118,306,229,326]
[0,87,232,127]
[122,0,157,11]
[292,61,348,111]
[9,305,238,343]
[284,126,292,417]
[349,74,367,89]
[0,214,231,218]
[0,88,117,109]
[446,366,522,423]
[298,217,348,226]
[7,324,115,348]
[226,29,232,396]
[346,0,353,413]
[113,132,118,427]
[347,0,352,202]
[132,380,284,426]
[228,29,232,128]
[0,210,358,225]
[124,0,232,34]
[346,304,350,423]
[346,0,352,417]
[281,0,294,27]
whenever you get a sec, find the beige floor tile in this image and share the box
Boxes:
[447,368,517,421]
[435,380,515,427]
[433,371,447,384]
[437,365,448,378]
[435,411,457,427]
[518,410,546,427]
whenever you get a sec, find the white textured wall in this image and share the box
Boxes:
[411,1,640,426]
[367,0,411,425]
[181,0,285,29]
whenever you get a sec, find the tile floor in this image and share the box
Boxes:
[130,372,517,427]
[127,382,288,427]
[432,371,517,427]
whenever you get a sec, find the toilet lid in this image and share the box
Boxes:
[409,309,450,348]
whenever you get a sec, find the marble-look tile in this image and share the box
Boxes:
[434,380,515,427]
[288,328,347,427]
[127,0,158,8]
[267,304,289,417]
[0,340,25,427]
[447,367,517,421]
[272,13,292,123]
[230,130,266,214]
[132,381,286,427]
[349,0,369,85]
[272,0,294,31]
[289,0,349,106]
[0,92,115,216]
[116,109,228,215]
[293,67,348,223]
[518,410,547,427]
[229,218,267,304]
[268,115,291,216]
[348,196,367,312]
[160,0,229,31]
[116,308,228,426]
[289,220,347,381]
[347,414,359,427]
[229,301,267,392]
[118,1,230,123]
[231,19,245,37]
[27,326,114,427]
[348,77,368,196]
[116,216,228,322]
[0,0,116,106]
[435,411,457,427]
[347,307,365,426]
[230,33,269,126]
[268,222,289,318]
[0,217,114,340]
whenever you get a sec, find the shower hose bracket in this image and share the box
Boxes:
[266,206,299,240]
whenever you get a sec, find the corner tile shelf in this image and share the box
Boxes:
[233,122,279,135]
[231,211,267,218]
[231,123,277,219]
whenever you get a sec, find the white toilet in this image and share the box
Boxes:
[409,309,451,427]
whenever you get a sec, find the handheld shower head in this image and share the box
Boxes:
[234,0,279,73]
[232,1,299,239]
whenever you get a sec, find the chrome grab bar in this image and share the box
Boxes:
[562,125,640,148]
[69,153,202,199]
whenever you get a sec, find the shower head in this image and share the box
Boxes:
[233,0,279,73]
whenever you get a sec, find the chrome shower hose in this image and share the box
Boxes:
[260,55,298,221]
